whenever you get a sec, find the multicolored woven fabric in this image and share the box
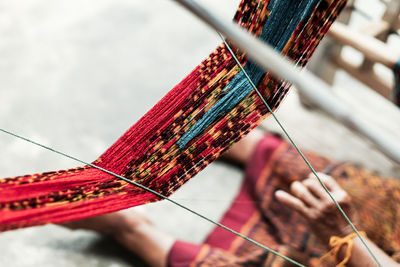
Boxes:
[0,0,346,232]
[168,135,400,266]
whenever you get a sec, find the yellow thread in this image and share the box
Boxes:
[319,231,367,267]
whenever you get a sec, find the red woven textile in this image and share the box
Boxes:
[0,0,346,232]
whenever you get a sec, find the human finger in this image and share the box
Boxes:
[275,190,309,216]
[303,177,330,200]
[290,181,320,208]
[307,172,341,192]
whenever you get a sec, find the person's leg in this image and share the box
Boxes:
[220,127,265,167]
[64,212,175,267]
[63,128,269,266]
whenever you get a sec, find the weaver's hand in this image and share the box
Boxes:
[275,173,358,245]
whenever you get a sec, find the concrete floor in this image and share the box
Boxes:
[0,0,399,266]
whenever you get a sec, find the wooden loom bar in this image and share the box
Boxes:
[360,0,400,72]
[173,0,400,164]
[328,22,399,69]
[361,20,390,38]
[333,56,393,99]
[323,1,399,104]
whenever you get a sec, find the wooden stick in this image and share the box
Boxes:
[361,20,390,38]
[328,22,399,69]
[334,56,393,99]
[173,0,400,164]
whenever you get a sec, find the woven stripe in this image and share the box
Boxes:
[0,0,347,232]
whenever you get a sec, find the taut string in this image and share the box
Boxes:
[0,1,382,266]
[174,0,400,165]
[218,32,382,267]
[126,0,337,181]
[0,127,305,267]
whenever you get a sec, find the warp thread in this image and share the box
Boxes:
[177,0,322,149]
[0,0,346,232]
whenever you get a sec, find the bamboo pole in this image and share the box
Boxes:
[173,0,400,164]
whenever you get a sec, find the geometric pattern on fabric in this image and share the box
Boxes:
[0,0,347,232]
[168,135,400,266]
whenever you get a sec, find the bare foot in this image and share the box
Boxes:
[220,127,265,166]
[62,212,135,235]
[63,211,175,267]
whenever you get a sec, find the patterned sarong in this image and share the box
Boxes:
[168,135,400,266]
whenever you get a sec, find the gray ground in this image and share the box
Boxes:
[0,0,399,266]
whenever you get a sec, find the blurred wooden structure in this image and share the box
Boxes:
[307,0,400,105]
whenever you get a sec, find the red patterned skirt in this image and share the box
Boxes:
[167,135,400,266]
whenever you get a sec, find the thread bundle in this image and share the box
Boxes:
[0,0,346,232]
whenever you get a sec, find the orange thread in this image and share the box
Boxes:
[320,231,367,267]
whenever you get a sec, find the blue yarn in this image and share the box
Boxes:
[177,74,254,148]
[261,0,293,48]
[393,59,400,106]
[269,0,303,50]
[275,0,321,51]
[394,60,400,73]
[177,0,320,149]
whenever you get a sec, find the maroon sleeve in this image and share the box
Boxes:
[167,240,203,267]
